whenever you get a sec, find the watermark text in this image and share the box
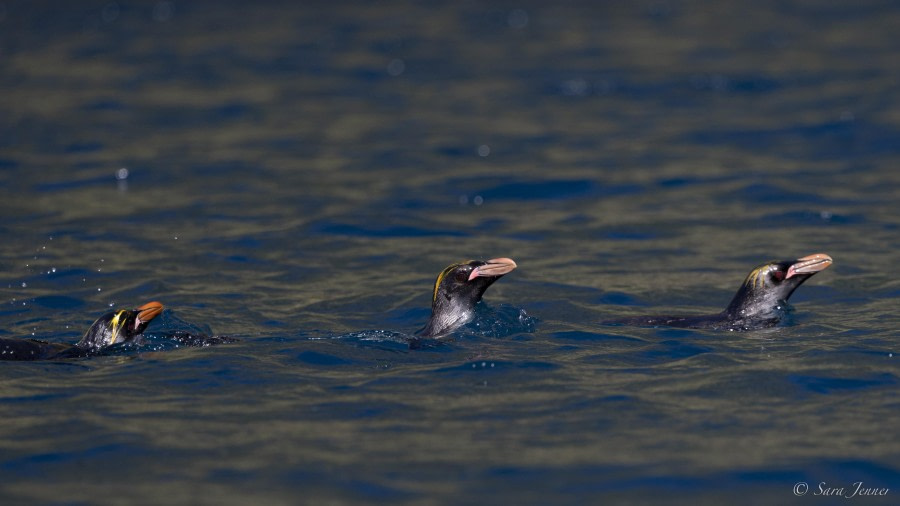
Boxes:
[794,481,890,498]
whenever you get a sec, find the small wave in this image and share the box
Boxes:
[456,303,539,339]
[325,303,538,349]
[331,329,416,345]
[153,309,214,336]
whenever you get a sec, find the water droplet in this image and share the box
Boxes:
[477,144,490,157]
[101,2,120,23]
[473,195,484,206]
[508,9,528,29]
[153,1,174,22]
[710,74,728,91]
[116,168,129,180]
[386,59,405,76]
[51,268,56,273]
[561,78,589,97]
[21,282,26,288]
[97,288,102,292]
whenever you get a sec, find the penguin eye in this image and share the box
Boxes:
[770,270,785,282]
[454,269,469,283]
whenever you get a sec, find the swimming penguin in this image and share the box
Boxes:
[606,253,832,330]
[419,257,517,338]
[0,301,163,361]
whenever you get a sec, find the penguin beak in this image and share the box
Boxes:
[786,253,833,279]
[468,257,517,281]
[134,301,164,330]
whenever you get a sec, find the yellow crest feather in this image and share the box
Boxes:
[109,309,127,345]
[744,264,774,290]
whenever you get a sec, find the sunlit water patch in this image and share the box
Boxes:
[1,1,899,505]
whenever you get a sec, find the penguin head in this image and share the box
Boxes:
[77,301,164,350]
[420,257,517,338]
[725,253,832,319]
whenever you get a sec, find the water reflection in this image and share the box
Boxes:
[1,1,898,504]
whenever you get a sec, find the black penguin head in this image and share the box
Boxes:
[725,253,832,319]
[77,301,164,350]
[420,257,517,338]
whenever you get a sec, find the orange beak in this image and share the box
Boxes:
[135,301,164,324]
[468,257,517,281]
[786,253,833,279]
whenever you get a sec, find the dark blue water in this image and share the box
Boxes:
[1,1,898,504]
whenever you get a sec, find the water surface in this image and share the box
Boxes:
[1,1,898,504]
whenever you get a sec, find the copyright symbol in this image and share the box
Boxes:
[794,482,809,496]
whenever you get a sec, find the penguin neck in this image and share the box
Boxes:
[421,296,478,338]
[724,282,787,323]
